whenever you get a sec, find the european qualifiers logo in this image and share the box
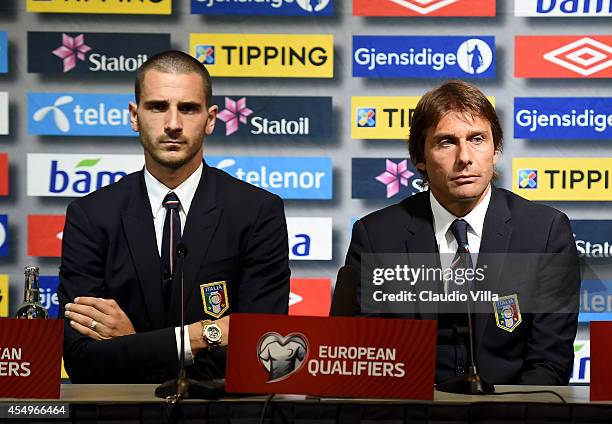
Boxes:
[190,33,334,78]
[353,0,495,16]
[26,0,172,15]
[0,215,8,257]
[515,35,612,78]
[209,156,332,200]
[353,36,495,78]
[211,96,332,138]
[0,32,7,73]
[27,32,171,74]
[515,98,612,139]
[515,0,612,16]
[352,158,424,200]
[192,0,333,15]
[571,220,612,259]
[28,93,134,137]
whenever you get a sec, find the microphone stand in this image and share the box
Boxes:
[155,243,226,401]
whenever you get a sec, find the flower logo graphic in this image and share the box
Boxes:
[376,159,414,198]
[217,97,254,136]
[33,95,73,133]
[52,33,91,73]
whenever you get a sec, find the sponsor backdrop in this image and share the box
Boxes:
[0,1,610,366]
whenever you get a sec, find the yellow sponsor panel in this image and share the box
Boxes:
[352,96,495,140]
[0,275,7,317]
[190,34,333,78]
[513,158,612,201]
[27,0,171,15]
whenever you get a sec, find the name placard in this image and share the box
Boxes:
[590,321,612,400]
[226,314,436,400]
[0,319,63,399]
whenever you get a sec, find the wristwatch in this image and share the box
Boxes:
[200,320,222,350]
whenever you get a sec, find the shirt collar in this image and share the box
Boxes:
[144,162,203,218]
[430,184,492,242]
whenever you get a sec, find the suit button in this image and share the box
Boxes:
[456,366,465,374]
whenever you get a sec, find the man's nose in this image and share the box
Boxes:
[456,139,472,165]
[164,108,182,133]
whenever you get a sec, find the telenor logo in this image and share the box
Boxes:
[0,215,8,257]
[571,220,612,259]
[352,158,424,200]
[354,0,495,16]
[353,36,495,78]
[516,0,612,17]
[28,32,171,74]
[28,93,135,136]
[192,0,333,15]
[515,35,612,78]
[287,217,332,260]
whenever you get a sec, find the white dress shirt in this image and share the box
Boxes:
[144,162,203,366]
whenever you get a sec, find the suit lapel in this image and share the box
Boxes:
[121,171,166,329]
[168,164,222,322]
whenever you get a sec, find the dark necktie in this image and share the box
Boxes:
[161,192,181,298]
[450,219,473,273]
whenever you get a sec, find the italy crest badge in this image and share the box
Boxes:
[200,281,229,319]
[493,294,522,333]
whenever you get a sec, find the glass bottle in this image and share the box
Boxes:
[15,266,48,319]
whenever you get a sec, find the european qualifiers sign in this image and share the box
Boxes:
[27,32,171,74]
[211,96,332,138]
[191,0,333,15]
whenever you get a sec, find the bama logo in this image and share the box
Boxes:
[353,36,495,78]
[515,97,612,139]
[212,96,332,138]
[289,278,331,317]
[28,215,66,257]
[0,215,7,257]
[570,341,590,383]
[209,156,332,200]
[27,32,170,74]
[190,33,333,78]
[27,154,143,197]
[287,217,332,260]
[579,280,612,322]
[516,0,612,16]
[352,158,424,200]
[353,0,495,16]
[26,0,171,15]
[39,276,60,319]
[192,0,333,15]
[513,158,612,201]
[571,220,612,259]
[0,32,7,73]
[515,36,612,78]
[28,93,134,137]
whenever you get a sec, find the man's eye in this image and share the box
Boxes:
[472,136,485,144]
[439,139,454,146]
[151,103,167,112]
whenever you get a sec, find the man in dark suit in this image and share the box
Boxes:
[344,80,580,386]
[58,51,290,383]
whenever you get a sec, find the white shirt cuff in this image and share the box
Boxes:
[174,325,194,366]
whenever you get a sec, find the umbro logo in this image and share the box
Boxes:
[544,37,612,76]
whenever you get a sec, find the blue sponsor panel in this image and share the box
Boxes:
[27,32,170,74]
[28,93,134,137]
[571,220,612,259]
[39,276,60,319]
[352,35,495,79]
[207,156,332,200]
[211,95,332,138]
[0,215,7,257]
[579,280,612,322]
[352,158,424,200]
[0,32,7,73]
[515,98,612,139]
[192,0,333,15]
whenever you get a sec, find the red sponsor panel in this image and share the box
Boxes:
[353,0,495,16]
[0,319,63,399]
[28,215,65,257]
[226,314,436,400]
[289,278,331,317]
[515,35,612,78]
[590,322,612,400]
[0,153,7,196]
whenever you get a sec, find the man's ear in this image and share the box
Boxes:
[205,105,218,136]
[416,161,426,172]
[129,101,139,132]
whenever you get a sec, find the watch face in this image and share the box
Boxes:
[205,325,222,343]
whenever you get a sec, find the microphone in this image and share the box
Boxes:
[330,266,359,316]
[155,243,225,401]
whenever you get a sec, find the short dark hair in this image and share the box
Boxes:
[408,80,503,182]
[135,50,213,106]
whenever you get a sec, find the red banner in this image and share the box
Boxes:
[28,215,65,257]
[353,0,496,16]
[226,314,436,400]
[515,36,612,78]
[590,321,612,400]
[0,319,63,399]
[0,153,7,196]
[289,278,331,317]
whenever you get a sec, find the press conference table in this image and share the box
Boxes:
[2,385,611,423]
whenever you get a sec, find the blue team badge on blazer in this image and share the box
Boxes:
[200,281,229,319]
[493,294,522,333]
